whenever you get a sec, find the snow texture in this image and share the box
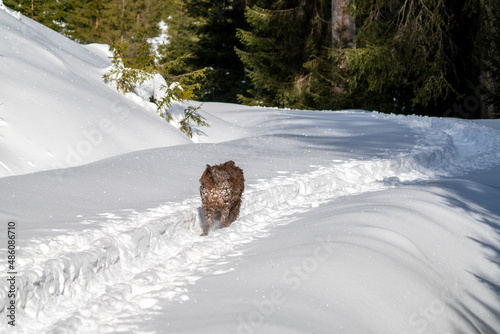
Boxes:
[1,5,500,334]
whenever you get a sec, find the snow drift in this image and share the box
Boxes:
[0,5,189,178]
[1,3,500,334]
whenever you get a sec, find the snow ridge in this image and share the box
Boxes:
[0,1,22,19]
[3,114,500,333]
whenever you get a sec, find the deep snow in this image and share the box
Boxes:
[0,5,189,178]
[1,3,500,334]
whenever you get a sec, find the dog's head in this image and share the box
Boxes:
[200,164,215,188]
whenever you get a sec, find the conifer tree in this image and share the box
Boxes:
[236,0,332,109]
[162,0,196,66]
[5,0,171,45]
[236,0,309,108]
[103,39,209,137]
[341,0,486,117]
[4,0,63,31]
[475,0,500,118]
[167,0,249,103]
[68,0,110,42]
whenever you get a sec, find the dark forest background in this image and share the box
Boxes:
[4,0,500,118]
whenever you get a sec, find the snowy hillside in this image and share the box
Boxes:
[0,4,190,178]
[1,4,500,334]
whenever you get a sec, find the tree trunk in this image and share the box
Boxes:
[332,0,355,94]
[332,0,355,49]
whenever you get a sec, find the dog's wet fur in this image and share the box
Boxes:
[199,161,244,236]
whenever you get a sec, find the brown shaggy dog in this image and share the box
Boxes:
[199,161,244,236]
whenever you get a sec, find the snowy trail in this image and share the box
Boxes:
[1,5,499,332]
[3,115,500,333]
[6,163,413,333]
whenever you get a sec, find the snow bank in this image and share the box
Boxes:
[1,105,499,332]
[144,180,500,334]
[1,5,499,333]
[0,8,190,177]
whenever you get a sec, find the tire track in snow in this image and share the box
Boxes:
[2,116,500,333]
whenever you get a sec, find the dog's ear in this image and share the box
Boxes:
[225,161,235,166]
[201,165,216,187]
[202,165,213,181]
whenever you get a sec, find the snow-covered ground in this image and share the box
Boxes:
[1,3,500,334]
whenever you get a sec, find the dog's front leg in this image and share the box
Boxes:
[219,207,231,229]
[201,210,214,236]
